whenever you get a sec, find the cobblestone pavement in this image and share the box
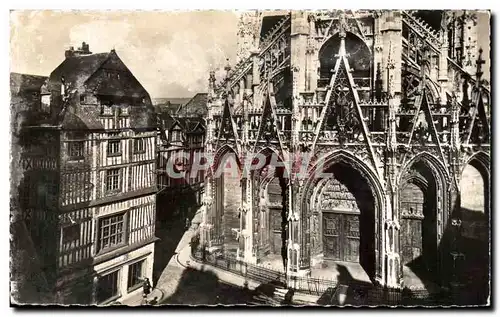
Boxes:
[122,207,318,306]
[156,228,261,305]
[123,205,263,305]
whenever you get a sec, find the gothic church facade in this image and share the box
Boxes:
[200,10,490,289]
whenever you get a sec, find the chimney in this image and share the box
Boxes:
[65,46,75,59]
[81,42,90,54]
[65,42,92,58]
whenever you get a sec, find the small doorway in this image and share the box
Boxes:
[266,176,286,256]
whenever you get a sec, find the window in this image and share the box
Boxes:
[62,223,80,244]
[120,107,129,116]
[98,212,126,252]
[127,260,145,290]
[68,141,84,160]
[102,105,113,116]
[97,270,119,303]
[41,95,51,110]
[133,138,145,153]
[107,135,121,157]
[172,130,182,142]
[106,168,120,192]
[80,94,85,104]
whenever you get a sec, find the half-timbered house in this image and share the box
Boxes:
[156,108,206,223]
[15,42,158,304]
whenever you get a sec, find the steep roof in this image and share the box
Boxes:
[153,97,191,106]
[49,52,109,87]
[10,73,47,95]
[177,93,208,117]
[155,103,182,115]
[10,73,50,127]
[48,50,155,130]
[158,112,205,133]
[174,116,206,133]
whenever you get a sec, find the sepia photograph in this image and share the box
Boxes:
[9,8,491,307]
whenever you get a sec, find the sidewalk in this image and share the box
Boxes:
[176,237,261,291]
[119,287,165,306]
[121,208,318,306]
[177,245,323,305]
[120,228,195,306]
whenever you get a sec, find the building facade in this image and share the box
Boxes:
[200,10,490,293]
[10,73,53,304]
[156,94,207,223]
[14,43,158,304]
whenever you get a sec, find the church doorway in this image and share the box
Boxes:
[214,152,242,256]
[267,176,286,255]
[399,161,439,285]
[255,157,288,270]
[458,155,489,300]
[310,162,376,281]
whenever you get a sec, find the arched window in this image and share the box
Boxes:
[318,33,372,89]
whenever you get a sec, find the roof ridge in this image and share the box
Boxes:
[10,72,48,79]
[65,52,109,58]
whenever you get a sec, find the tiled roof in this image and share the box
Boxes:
[49,53,109,87]
[48,50,155,130]
[156,103,182,114]
[158,112,205,133]
[174,117,205,133]
[177,93,208,117]
[153,97,192,106]
[10,73,47,95]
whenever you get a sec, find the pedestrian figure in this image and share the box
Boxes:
[185,217,190,229]
[142,278,152,304]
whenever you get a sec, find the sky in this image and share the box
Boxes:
[10,10,240,98]
[10,10,490,99]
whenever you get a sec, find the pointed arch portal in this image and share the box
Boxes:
[459,153,490,250]
[458,153,490,302]
[251,148,288,268]
[303,152,382,283]
[399,162,438,270]
[398,155,448,286]
[314,163,375,266]
[212,146,242,254]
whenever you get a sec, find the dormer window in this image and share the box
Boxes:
[120,107,129,116]
[102,104,113,116]
[172,130,182,142]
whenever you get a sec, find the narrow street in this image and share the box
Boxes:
[150,208,272,305]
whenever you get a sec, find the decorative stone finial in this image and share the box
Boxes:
[224,58,232,73]
[386,41,395,70]
[476,47,485,82]
[338,11,348,39]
